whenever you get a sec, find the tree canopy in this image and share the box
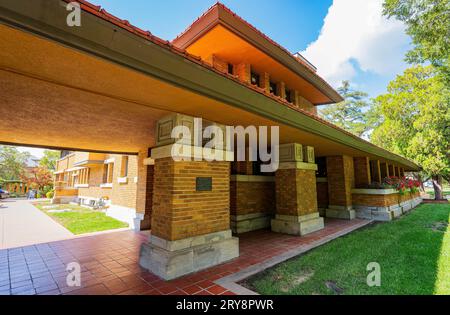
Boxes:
[383,0,450,82]
[0,145,30,181]
[370,65,450,197]
[319,81,371,137]
[39,150,60,171]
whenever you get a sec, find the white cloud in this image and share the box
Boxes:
[301,0,410,87]
[17,147,46,158]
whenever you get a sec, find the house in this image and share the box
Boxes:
[0,1,422,281]
[53,151,149,230]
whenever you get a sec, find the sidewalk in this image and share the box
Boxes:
[0,199,73,249]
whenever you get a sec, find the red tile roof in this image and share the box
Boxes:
[172,2,337,98]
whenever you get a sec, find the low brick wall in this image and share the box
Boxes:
[352,192,399,207]
[230,179,275,216]
[230,175,275,233]
[352,189,422,221]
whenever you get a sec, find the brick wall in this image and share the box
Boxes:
[76,153,138,209]
[352,193,399,207]
[151,158,230,241]
[205,54,229,74]
[326,155,354,207]
[259,72,270,94]
[78,164,111,199]
[316,181,328,208]
[110,155,138,209]
[235,63,251,84]
[232,161,253,175]
[275,168,318,216]
[353,157,371,188]
[230,180,275,216]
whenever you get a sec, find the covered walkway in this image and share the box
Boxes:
[0,218,371,295]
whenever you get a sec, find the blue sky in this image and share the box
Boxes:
[90,0,410,99]
[20,0,412,158]
[91,0,333,51]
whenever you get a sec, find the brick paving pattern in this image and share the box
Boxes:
[0,218,369,295]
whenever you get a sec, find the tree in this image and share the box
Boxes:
[383,0,450,82]
[370,65,450,199]
[0,145,30,181]
[39,150,60,171]
[319,81,371,137]
[20,166,53,193]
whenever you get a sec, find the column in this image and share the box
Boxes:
[259,72,270,94]
[325,155,356,220]
[271,143,324,236]
[276,81,286,99]
[353,157,371,188]
[388,164,395,177]
[235,63,251,84]
[133,150,151,231]
[380,162,389,179]
[139,143,238,280]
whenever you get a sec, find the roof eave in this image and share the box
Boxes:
[0,0,418,171]
[172,3,343,105]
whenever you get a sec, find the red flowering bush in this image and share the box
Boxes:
[383,176,420,195]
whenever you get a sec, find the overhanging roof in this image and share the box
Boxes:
[172,3,343,105]
[0,0,420,170]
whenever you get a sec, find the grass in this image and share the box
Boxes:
[424,188,450,199]
[243,203,450,295]
[34,201,129,235]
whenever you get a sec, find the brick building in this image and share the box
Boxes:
[0,1,422,280]
[53,151,149,230]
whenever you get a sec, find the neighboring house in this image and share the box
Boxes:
[53,151,145,230]
[0,1,422,280]
[25,155,40,169]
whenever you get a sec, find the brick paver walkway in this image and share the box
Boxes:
[0,218,370,295]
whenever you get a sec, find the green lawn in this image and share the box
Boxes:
[425,188,450,199]
[243,203,450,295]
[34,201,129,235]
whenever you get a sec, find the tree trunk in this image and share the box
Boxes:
[432,175,443,200]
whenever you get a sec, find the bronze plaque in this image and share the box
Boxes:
[196,177,212,191]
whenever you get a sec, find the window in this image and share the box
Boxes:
[103,162,114,184]
[269,82,277,95]
[120,156,129,177]
[316,157,327,177]
[250,71,260,87]
[78,168,89,185]
[227,63,234,75]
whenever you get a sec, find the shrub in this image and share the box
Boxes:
[383,176,421,194]
[46,190,54,199]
